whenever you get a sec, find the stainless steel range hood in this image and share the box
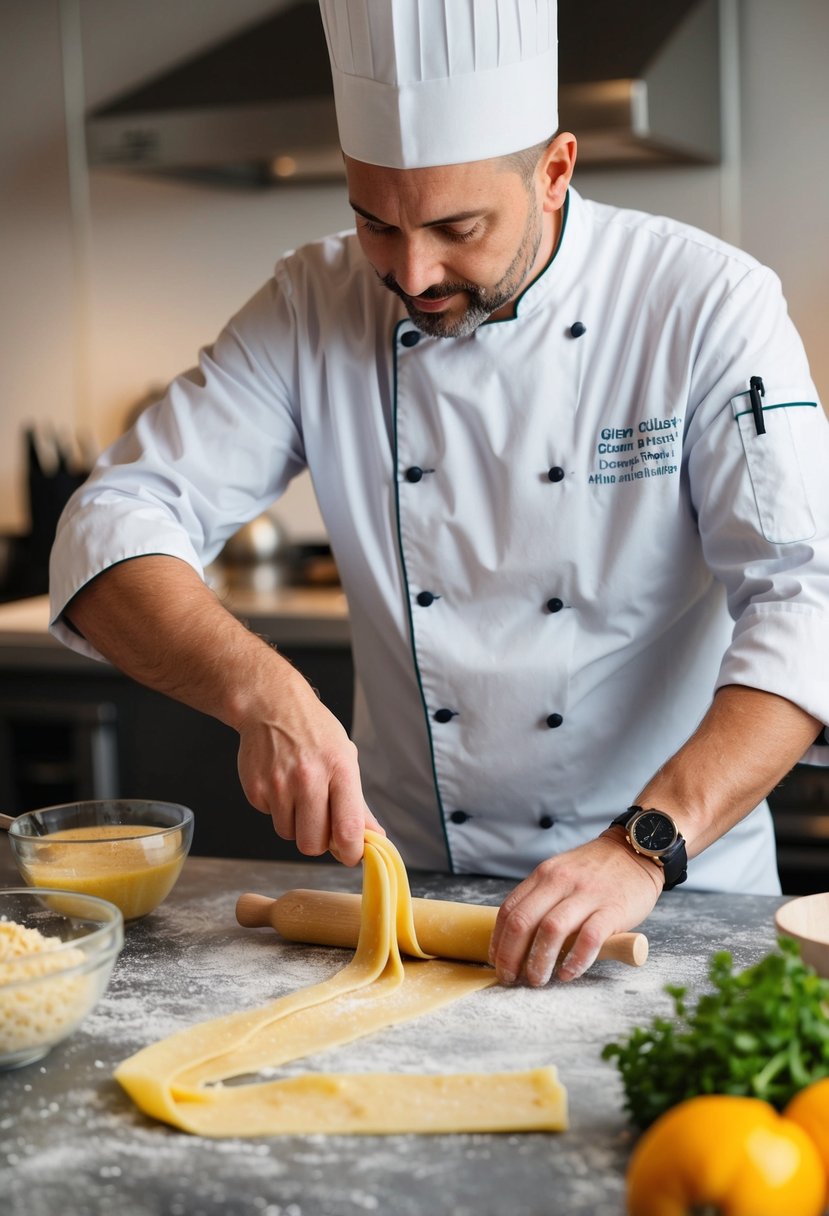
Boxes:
[85,0,721,186]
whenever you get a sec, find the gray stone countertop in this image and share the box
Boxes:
[0,836,787,1216]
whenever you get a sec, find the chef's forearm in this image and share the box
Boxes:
[64,555,307,730]
[634,684,820,858]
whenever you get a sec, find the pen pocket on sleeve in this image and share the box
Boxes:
[730,391,818,544]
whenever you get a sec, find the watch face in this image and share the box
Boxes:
[631,811,677,854]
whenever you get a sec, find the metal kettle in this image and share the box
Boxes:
[220,509,287,565]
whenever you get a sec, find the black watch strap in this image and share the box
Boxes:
[610,806,688,891]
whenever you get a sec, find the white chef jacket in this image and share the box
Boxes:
[50,189,829,894]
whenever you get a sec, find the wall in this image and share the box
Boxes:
[739,0,828,395]
[1,0,827,542]
[577,0,829,407]
[1,0,351,541]
[0,2,77,535]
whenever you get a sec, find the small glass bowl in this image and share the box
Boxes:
[0,887,123,1069]
[9,799,194,921]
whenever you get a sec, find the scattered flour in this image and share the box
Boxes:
[1,867,781,1216]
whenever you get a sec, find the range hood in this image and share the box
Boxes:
[86,0,721,186]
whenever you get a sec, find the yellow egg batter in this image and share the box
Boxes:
[21,825,185,920]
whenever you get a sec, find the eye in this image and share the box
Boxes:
[444,223,482,243]
[358,218,390,237]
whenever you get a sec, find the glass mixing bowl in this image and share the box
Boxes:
[9,799,194,921]
[0,887,123,1069]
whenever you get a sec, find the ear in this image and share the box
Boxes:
[537,133,577,213]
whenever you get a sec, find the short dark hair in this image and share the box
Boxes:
[500,134,556,184]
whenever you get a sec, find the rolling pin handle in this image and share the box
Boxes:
[235,892,279,929]
[596,931,649,968]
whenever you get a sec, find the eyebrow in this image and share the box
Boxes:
[349,202,485,229]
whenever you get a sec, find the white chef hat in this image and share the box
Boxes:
[318,0,558,169]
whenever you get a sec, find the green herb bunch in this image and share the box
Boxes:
[602,937,829,1129]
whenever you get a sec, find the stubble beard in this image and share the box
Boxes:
[379,195,544,339]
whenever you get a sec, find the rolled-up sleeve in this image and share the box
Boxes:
[686,266,829,764]
[49,270,306,660]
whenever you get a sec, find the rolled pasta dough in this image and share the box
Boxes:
[114,833,567,1136]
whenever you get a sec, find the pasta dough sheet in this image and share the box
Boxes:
[115,833,568,1137]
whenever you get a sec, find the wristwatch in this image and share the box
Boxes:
[609,806,688,890]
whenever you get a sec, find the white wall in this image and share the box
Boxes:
[1,0,827,541]
[0,1,77,533]
[1,0,351,540]
[572,0,829,404]
[739,0,829,399]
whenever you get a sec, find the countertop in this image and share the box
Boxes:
[0,581,349,669]
[0,835,788,1216]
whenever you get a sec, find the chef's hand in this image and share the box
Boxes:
[488,829,662,986]
[235,662,383,867]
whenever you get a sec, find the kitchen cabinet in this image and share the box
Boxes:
[1,594,828,889]
[0,593,351,862]
[766,764,829,896]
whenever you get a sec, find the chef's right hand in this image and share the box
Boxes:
[234,662,383,867]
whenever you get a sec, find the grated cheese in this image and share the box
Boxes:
[0,919,91,1056]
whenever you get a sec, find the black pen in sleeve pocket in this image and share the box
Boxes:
[749,375,766,435]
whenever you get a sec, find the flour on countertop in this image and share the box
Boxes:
[1,871,781,1216]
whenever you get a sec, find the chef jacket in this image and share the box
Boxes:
[50,189,829,895]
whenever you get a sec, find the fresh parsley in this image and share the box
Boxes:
[602,936,829,1129]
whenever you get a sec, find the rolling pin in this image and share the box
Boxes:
[235,889,649,967]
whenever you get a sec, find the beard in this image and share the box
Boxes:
[379,195,544,339]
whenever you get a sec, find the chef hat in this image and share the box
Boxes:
[318,0,558,169]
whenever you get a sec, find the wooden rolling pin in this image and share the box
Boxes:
[236,889,649,967]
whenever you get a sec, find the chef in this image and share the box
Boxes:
[50,0,829,986]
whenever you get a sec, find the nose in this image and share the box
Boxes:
[392,235,445,299]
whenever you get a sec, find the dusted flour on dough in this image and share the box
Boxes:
[114,835,569,1137]
[0,919,90,1054]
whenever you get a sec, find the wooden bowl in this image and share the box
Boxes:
[775,893,829,976]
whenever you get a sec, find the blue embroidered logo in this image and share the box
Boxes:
[587,417,682,486]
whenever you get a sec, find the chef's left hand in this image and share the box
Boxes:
[488,830,663,986]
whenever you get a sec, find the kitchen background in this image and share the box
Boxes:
[0,0,827,883]
[1,0,827,545]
